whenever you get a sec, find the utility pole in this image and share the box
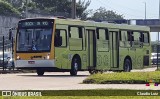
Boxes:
[158,0,160,44]
[157,0,160,69]
[159,0,160,19]
[25,0,28,18]
[144,2,146,19]
[158,0,160,42]
[72,0,76,19]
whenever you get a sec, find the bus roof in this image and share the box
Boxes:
[55,18,150,31]
[19,17,150,31]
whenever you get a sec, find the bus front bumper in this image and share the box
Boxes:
[15,60,55,68]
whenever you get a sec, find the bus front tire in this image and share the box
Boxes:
[89,70,94,75]
[70,58,79,76]
[124,59,131,72]
[37,69,44,76]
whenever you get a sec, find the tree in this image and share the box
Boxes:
[88,7,124,21]
[0,0,20,16]
[2,0,36,12]
[2,0,23,8]
[76,0,91,19]
[32,0,91,19]
[2,0,91,19]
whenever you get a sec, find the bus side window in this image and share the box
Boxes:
[69,26,83,39]
[55,29,60,47]
[133,32,140,41]
[127,31,131,41]
[143,32,149,43]
[131,32,134,41]
[99,29,106,40]
[119,31,121,41]
[97,28,109,51]
[133,31,142,47]
[78,27,83,38]
[55,29,67,47]
[127,31,134,47]
[120,31,127,47]
[121,31,127,41]
[97,29,109,40]
[127,31,134,41]
[140,32,144,42]
[69,26,83,50]
[97,29,99,39]
[105,29,109,40]
[70,27,79,38]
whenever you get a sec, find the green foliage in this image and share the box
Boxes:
[1,0,123,20]
[76,0,91,19]
[2,0,23,8]
[88,7,124,21]
[28,0,90,19]
[83,71,160,84]
[0,0,20,16]
[32,0,71,11]
[2,0,36,13]
[3,0,90,19]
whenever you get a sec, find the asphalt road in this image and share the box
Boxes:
[0,67,159,90]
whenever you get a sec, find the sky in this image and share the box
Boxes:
[86,0,160,41]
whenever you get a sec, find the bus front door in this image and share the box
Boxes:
[110,31,119,68]
[87,29,97,69]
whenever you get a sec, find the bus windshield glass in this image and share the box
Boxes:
[17,19,54,52]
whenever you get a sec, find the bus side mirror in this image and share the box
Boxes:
[9,29,12,40]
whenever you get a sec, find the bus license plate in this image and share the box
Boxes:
[28,61,35,64]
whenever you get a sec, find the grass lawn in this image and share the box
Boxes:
[1,90,159,98]
[83,71,160,84]
[1,96,159,99]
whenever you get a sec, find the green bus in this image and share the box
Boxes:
[14,17,151,76]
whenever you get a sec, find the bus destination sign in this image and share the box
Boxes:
[19,20,53,28]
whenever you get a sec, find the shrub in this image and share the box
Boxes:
[83,71,160,84]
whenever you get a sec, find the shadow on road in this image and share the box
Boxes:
[17,74,89,78]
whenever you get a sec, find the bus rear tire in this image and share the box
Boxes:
[89,70,94,75]
[89,70,99,75]
[124,59,131,72]
[70,58,79,76]
[37,69,44,76]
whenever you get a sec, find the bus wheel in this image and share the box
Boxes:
[100,70,104,74]
[37,69,44,76]
[89,70,98,74]
[124,59,131,72]
[89,70,94,75]
[94,70,98,74]
[70,58,79,76]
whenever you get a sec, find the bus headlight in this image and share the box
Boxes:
[47,55,50,59]
[17,56,21,60]
[45,54,50,60]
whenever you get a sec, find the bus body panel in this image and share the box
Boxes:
[54,23,88,70]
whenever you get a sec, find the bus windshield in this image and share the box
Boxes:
[17,28,52,52]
